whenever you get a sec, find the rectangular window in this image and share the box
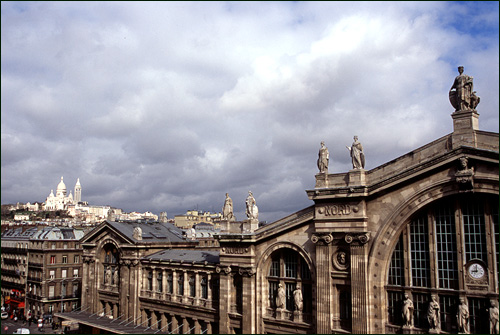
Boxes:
[268,281,278,309]
[73,283,79,297]
[269,257,280,277]
[410,216,430,287]
[468,297,489,334]
[387,291,403,325]
[435,202,458,289]
[439,295,458,333]
[49,270,55,279]
[73,269,79,278]
[157,272,163,292]
[147,271,153,291]
[63,243,68,249]
[61,269,67,278]
[462,198,487,262]
[201,276,208,299]
[285,282,295,311]
[412,293,428,329]
[167,273,173,294]
[388,234,404,286]
[178,273,184,295]
[62,255,68,264]
[189,275,196,297]
[61,283,66,297]
[50,255,56,264]
[284,254,297,278]
[49,285,55,298]
[48,304,53,313]
[74,255,79,263]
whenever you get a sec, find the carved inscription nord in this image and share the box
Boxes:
[222,247,248,254]
[318,204,359,216]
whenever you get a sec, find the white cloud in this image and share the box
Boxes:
[1,1,498,223]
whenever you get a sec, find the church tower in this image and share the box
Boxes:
[74,178,82,203]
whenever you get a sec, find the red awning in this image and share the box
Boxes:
[18,302,25,309]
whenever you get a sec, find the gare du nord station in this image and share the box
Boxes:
[55,67,499,334]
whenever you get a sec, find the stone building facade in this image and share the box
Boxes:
[58,74,498,334]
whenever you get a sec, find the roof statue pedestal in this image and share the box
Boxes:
[450,66,481,149]
[242,219,259,233]
[348,168,366,187]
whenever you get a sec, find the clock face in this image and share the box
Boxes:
[468,263,485,279]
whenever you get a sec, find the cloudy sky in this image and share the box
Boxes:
[2,1,498,223]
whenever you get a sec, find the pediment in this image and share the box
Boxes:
[80,221,135,246]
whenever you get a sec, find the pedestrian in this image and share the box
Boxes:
[38,317,44,332]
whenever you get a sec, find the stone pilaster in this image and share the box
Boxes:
[311,232,333,334]
[216,265,232,334]
[239,266,256,334]
[345,233,370,334]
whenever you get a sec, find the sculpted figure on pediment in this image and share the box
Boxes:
[317,141,329,173]
[222,193,235,221]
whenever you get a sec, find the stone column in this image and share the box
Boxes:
[207,273,212,302]
[194,318,201,334]
[81,256,90,310]
[170,314,178,334]
[195,271,200,306]
[311,233,333,334]
[162,270,167,298]
[151,311,157,330]
[217,266,232,334]
[152,268,156,292]
[160,312,167,332]
[239,267,256,334]
[182,317,189,334]
[183,271,188,303]
[119,260,131,320]
[345,233,370,334]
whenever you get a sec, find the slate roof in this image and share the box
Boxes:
[144,249,220,264]
[105,220,185,243]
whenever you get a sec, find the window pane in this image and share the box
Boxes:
[412,293,427,329]
[435,200,458,289]
[492,202,499,258]
[439,295,458,333]
[387,291,403,325]
[468,297,489,334]
[462,198,487,262]
[285,283,294,310]
[388,234,404,286]
[269,256,280,277]
[268,281,278,309]
[284,253,297,278]
[410,215,430,287]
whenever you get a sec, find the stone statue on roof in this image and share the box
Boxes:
[449,66,478,111]
[222,193,235,221]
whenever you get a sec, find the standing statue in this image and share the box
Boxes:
[457,298,469,334]
[113,268,119,286]
[105,267,111,285]
[222,193,235,221]
[489,300,499,334]
[276,284,286,310]
[293,285,303,312]
[402,293,414,327]
[245,191,259,220]
[449,66,477,111]
[346,136,365,169]
[427,295,441,331]
[317,141,329,173]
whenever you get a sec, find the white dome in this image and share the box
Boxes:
[56,176,67,196]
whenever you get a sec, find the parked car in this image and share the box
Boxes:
[13,328,30,334]
[1,311,8,319]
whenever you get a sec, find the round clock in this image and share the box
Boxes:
[468,263,485,279]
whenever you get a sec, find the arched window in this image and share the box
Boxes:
[266,248,312,315]
[178,272,184,296]
[386,194,498,334]
[201,276,208,299]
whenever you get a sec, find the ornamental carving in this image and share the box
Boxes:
[238,267,255,277]
[455,156,474,191]
[317,204,359,216]
[222,247,248,254]
[83,256,95,264]
[216,266,232,275]
[311,233,333,245]
[345,233,370,245]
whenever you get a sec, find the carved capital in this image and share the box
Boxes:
[455,156,474,191]
[83,256,95,264]
[216,266,232,275]
[311,233,333,245]
[238,267,255,277]
[345,233,370,245]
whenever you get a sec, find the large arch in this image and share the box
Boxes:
[367,178,498,333]
[256,241,316,333]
